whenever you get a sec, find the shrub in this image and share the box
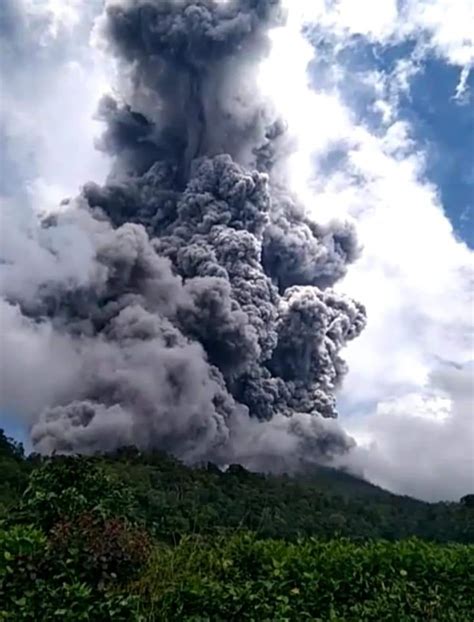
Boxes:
[0,524,143,621]
[50,512,151,587]
[135,535,474,621]
[13,457,136,532]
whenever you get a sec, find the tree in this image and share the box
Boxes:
[13,456,136,531]
[460,494,474,508]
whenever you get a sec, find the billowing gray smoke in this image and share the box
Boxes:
[1,0,366,471]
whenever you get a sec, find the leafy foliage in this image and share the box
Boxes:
[12,455,136,531]
[1,432,473,621]
[50,512,150,586]
[0,524,141,621]
[0,430,31,518]
[100,449,474,544]
[461,494,474,508]
[135,535,474,621]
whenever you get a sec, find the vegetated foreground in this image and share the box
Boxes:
[1,431,473,621]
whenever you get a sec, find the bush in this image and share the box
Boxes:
[50,512,151,587]
[0,523,143,621]
[135,534,474,621]
[0,430,31,517]
[12,457,136,532]
[460,494,474,508]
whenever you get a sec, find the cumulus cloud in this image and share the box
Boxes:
[0,0,110,210]
[302,0,474,67]
[273,0,474,500]
[342,364,474,501]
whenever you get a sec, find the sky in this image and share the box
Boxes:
[0,0,473,501]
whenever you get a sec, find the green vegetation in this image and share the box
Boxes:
[1,430,473,620]
[135,535,474,621]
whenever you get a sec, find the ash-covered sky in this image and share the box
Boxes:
[0,0,473,501]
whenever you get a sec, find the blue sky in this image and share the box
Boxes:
[0,412,30,451]
[308,33,473,247]
[407,58,473,246]
[0,0,473,500]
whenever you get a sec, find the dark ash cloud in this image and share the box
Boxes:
[1,0,366,469]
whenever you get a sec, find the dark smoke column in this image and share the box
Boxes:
[29,0,366,470]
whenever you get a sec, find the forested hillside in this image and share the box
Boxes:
[1,430,473,620]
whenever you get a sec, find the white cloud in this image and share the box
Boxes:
[299,0,474,66]
[0,299,82,419]
[20,0,83,39]
[0,0,111,212]
[289,0,473,104]
[453,65,472,103]
[342,364,474,501]
[402,0,474,66]
[273,1,474,500]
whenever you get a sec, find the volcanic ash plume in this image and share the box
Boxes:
[0,0,366,470]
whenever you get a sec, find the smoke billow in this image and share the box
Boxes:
[0,0,366,471]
